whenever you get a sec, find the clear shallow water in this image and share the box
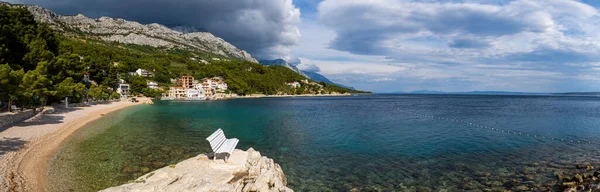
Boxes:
[49,95,600,191]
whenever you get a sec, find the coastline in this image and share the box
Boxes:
[0,99,149,192]
[228,93,354,99]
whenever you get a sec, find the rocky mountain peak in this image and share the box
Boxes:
[1,1,257,63]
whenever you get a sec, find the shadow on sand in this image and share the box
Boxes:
[0,137,27,156]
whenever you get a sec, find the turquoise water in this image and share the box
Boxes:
[49,95,600,191]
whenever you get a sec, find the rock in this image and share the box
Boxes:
[490,181,503,187]
[100,148,293,192]
[515,185,529,191]
[587,165,595,171]
[562,181,577,189]
[574,174,584,183]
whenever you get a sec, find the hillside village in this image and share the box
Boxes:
[115,67,351,100]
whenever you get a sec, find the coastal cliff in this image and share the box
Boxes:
[100,148,292,192]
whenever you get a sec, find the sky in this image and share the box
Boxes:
[7,0,600,93]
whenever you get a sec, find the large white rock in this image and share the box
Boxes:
[100,148,292,192]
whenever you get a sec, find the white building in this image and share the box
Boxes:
[186,88,205,98]
[287,82,301,88]
[147,81,159,89]
[117,83,130,98]
[133,68,153,77]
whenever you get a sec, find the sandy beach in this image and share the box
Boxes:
[0,100,147,192]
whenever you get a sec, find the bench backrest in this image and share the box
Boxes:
[11,105,17,110]
[206,129,227,151]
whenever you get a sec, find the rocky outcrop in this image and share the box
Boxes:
[100,148,292,192]
[557,163,600,192]
[0,2,257,63]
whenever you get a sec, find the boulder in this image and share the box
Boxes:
[100,148,292,192]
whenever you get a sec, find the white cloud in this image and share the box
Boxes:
[296,0,600,92]
[318,0,600,63]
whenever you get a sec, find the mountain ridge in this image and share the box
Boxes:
[258,59,355,90]
[386,90,550,95]
[0,1,257,63]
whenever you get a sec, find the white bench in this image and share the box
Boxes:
[206,129,239,162]
[10,105,17,112]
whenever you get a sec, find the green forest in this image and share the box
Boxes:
[0,5,366,111]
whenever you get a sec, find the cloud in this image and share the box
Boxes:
[448,38,491,49]
[293,58,321,72]
[318,0,600,62]
[8,0,301,60]
[305,0,600,92]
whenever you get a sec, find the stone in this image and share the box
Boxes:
[100,148,293,192]
[574,174,584,183]
[587,165,595,171]
[515,185,529,191]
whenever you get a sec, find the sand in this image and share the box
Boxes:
[0,99,148,192]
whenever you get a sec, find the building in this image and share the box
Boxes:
[180,76,195,89]
[168,87,186,99]
[117,83,130,98]
[147,81,159,89]
[134,68,153,77]
[216,81,228,92]
[186,88,205,98]
[200,77,228,94]
[301,79,309,84]
[287,82,301,88]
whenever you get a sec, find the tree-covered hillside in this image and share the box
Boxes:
[0,5,367,110]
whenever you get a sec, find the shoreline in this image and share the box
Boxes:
[160,93,359,101]
[225,93,356,100]
[0,99,148,192]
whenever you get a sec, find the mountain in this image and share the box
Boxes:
[258,59,307,76]
[258,59,355,90]
[388,90,548,95]
[169,25,205,33]
[2,2,257,63]
[302,71,355,90]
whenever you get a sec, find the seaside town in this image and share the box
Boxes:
[111,68,346,101]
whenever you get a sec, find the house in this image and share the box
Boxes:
[186,88,205,98]
[133,68,153,77]
[147,81,159,89]
[180,76,195,89]
[287,82,301,88]
[116,82,130,98]
[217,81,228,91]
[301,79,309,84]
[168,87,186,99]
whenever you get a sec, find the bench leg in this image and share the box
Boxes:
[214,153,217,161]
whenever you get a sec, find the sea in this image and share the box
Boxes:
[48,94,600,191]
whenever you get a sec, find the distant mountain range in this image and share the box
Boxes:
[389,90,550,95]
[387,90,600,96]
[258,59,355,90]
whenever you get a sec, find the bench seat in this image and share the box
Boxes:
[206,129,239,162]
